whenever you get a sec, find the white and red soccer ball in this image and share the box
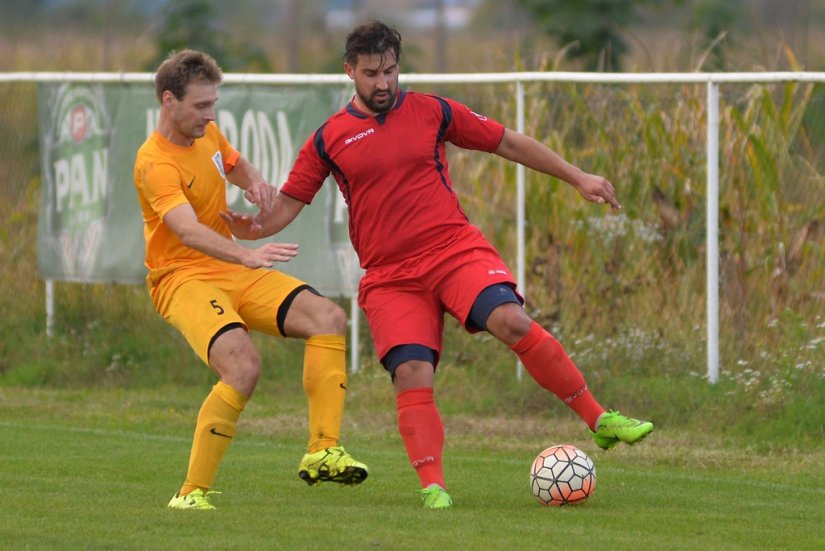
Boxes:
[530,444,596,506]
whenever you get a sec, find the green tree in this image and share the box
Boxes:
[689,0,741,70]
[517,0,654,71]
[146,0,271,72]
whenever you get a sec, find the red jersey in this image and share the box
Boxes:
[280,90,505,268]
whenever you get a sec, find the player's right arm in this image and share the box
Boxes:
[220,192,305,241]
[164,203,298,268]
[221,131,327,241]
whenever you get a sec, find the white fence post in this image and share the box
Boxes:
[706,81,720,384]
[516,79,526,382]
[350,294,360,373]
[45,279,54,337]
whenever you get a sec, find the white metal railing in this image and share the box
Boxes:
[12,70,825,381]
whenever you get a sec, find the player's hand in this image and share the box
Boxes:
[220,209,263,241]
[244,181,277,213]
[575,173,621,210]
[243,242,298,268]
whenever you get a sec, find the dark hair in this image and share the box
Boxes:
[344,20,402,66]
[154,49,223,103]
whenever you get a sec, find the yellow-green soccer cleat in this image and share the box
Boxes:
[419,484,452,510]
[167,488,221,510]
[590,410,654,450]
[298,446,368,486]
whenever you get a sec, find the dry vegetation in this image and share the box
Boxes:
[0,18,823,450]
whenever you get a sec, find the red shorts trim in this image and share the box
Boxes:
[358,225,519,363]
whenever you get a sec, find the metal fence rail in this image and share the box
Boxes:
[7,70,825,379]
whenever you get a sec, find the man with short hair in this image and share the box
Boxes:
[133,49,367,510]
[225,21,653,509]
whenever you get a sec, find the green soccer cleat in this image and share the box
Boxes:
[167,488,221,510]
[590,410,654,450]
[298,446,368,486]
[419,484,452,509]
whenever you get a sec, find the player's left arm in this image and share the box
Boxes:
[494,128,621,210]
[220,192,305,241]
[226,156,277,213]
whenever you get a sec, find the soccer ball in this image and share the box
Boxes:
[530,444,596,506]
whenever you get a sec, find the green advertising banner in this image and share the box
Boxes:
[37,82,362,296]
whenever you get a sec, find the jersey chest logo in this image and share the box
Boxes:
[344,127,375,146]
[211,151,226,179]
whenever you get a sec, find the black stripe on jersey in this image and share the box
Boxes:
[313,124,354,236]
[433,96,454,195]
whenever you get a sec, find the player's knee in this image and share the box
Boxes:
[235,360,261,392]
[329,302,348,334]
[314,299,348,335]
[506,312,532,338]
[211,344,261,395]
[393,360,435,391]
[288,291,348,337]
[488,303,532,342]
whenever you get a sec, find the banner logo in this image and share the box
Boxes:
[43,84,111,279]
[70,105,90,143]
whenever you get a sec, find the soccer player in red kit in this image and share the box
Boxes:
[223,20,653,509]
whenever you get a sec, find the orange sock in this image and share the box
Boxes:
[303,334,347,452]
[179,381,247,496]
[511,321,605,430]
[396,387,445,489]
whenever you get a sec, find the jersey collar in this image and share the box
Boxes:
[346,89,407,123]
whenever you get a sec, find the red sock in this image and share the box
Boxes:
[396,387,445,489]
[511,321,605,430]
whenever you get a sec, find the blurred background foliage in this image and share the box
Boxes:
[0,0,823,73]
[0,0,823,447]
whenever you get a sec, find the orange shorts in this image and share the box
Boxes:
[150,263,309,365]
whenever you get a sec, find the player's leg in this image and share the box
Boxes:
[477,294,653,449]
[170,327,255,499]
[389,354,452,509]
[431,227,602,424]
[239,271,366,485]
[282,287,349,453]
[360,268,450,507]
[432,227,652,450]
[483,299,604,428]
[155,278,253,510]
[286,289,368,485]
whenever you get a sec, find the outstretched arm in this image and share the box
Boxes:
[226,156,278,212]
[493,128,621,209]
[219,192,306,241]
[165,203,298,268]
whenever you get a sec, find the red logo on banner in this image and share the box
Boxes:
[70,105,88,144]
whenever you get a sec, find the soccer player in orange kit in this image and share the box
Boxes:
[133,49,367,510]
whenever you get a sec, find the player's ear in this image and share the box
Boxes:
[344,63,355,80]
[161,90,177,107]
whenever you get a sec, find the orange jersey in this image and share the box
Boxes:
[133,122,240,288]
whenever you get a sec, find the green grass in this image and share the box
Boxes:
[2,387,823,551]
[1,39,824,551]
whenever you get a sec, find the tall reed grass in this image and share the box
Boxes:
[432,67,824,421]
[1,62,823,444]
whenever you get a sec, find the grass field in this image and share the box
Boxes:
[1,17,824,551]
[2,386,823,551]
